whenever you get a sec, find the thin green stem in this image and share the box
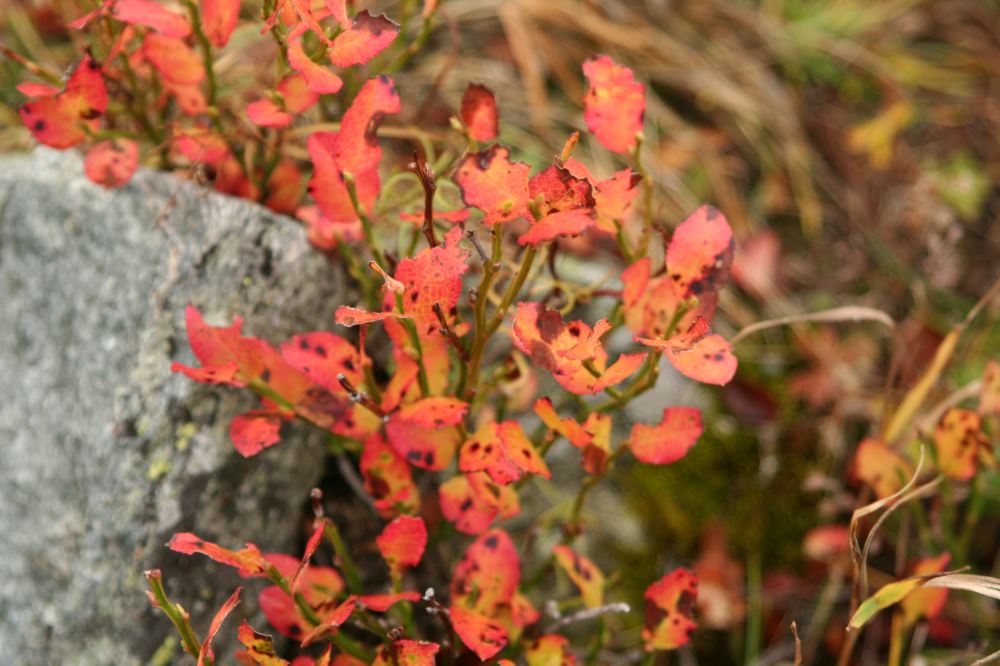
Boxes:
[323,523,364,594]
[145,572,204,663]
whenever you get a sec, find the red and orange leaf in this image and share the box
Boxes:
[455,145,531,225]
[399,208,470,226]
[19,53,107,149]
[358,591,421,612]
[230,408,287,457]
[582,55,644,154]
[553,546,604,609]
[659,334,737,386]
[259,586,307,640]
[511,302,645,395]
[526,634,576,666]
[594,169,642,231]
[307,132,380,222]
[440,474,500,534]
[112,0,191,37]
[169,533,269,577]
[853,438,912,498]
[171,305,266,387]
[461,83,499,143]
[621,258,651,311]
[201,0,240,47]
[248,98,293,128]
[166,80,209,116]
[172,127,230,165]
[901,554,951,626]
[498,421,550,479]
[84,139,139,188]
[459,421,549,485]
[143,33,205,85]
[361,434,420,518]
[377,515,427,578]
[237,621,289,666]
[197,587,243,666]
[300,596,358,646]
[277,74,319,113]
[468,471,520,519]
[534,398,591,448]
[281,331,362,391]
[519,209,596,246]
[288,38,343,94]
[396,396,468,428]
[934,408,989,481]
[289,520,327,595]
[629,407,702,465]
[665,205,734,302]
[580,412,612,475]
[325,0,350,28]
[451,528,520,614]
[16,81,60,97]
[450,605,509,661]
[385,416,460,471]
[335,306,409,327]
[392,226,471,332]
[643,568,698,651]
[327,11,399,67]
[373,640,439,666]
[332,75,400,175]
[528,164,594,215]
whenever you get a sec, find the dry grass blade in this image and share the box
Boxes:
[729,305,895,347]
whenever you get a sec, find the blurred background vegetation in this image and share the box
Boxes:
[3,0,999,663]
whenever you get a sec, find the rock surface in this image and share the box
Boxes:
[0,149,344,665]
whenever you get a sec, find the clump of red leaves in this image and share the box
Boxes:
[11,5,753,662]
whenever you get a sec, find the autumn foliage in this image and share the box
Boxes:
[9,0,1000,664]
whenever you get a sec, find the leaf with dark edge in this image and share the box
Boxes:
[168,533,269,577]
[454,145,531,225]
[236,621,289,665]
[643,568,698,651]
[327,11,399,67]
[450,605,509,661]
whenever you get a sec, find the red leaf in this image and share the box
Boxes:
[168,533,269,577]
[16,82,59,97]
[230,408,287,457]
[385,415,461,471]
[392,226,471,333]
[248,98,293,128]
[19,54,107,149]
[113,0,191,37]
[143,33,205,85]
[510,302,646,395]
[277,73,319,113]
[454,145,531,225]
[629,407,702,465]
[373,640,439,666]
[236,621,288,665]
[281,331,362,391]
[327,11,399,67]
[664,334,737,386]
[451,529,520,615]
[582,54,645,154]
[170,305,267,387]
[289,520,327,596]
[264,553,343,607]
[553,546,604,609]
[288,38,343,94]
[376,515,427,578]
[399,208,470,226]
[361,435,421,518]
[198,587,242,666]
[201,0,240,47]
[461,83,499,143]
[451,605,508,661]
[259,586,306,640]
[307,132,380,222]
[439,474,501,534]
[333,75,401,175]
[643,569,698,651]
[529,164,594,215]
[300,596,358,646]
[166,81,208,116]
[666,204,734,302]
[459,421,551,485]
[325,0,350,28]
[358,591,421,612]
[84,139,139,188]
[518,209,595,246]
[172,127,230,165]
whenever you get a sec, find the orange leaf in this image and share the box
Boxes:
[450,605,508,661]
[385,416,461,471]
[934,408,989,480]
[229,408,288,457]
[143,33,205,85]
[455,145,531,225]
[288,38,343,94]
[461,82,499,143]
[236,621,289,665]
[84,139,139,188]
[198,588,243,666]
[395,396,468,429]
[528,164,594,215]
[645,333,737,386]
[247,98,293,128]
[327,11,399,67]
[665,205,734,302]
[553,546,604,609]
[332,75,400,175]
[439,474,503,534]
[451,528,520,615]
[629,407,702,465]
[853,438,913,499]
[19,53,107,149]
[643,568,698,651]
[526,634,575,666]
[361,434,420,518]
[459,421,551,485]
[901,554,951,625]
[201,0,240,47]
[277,73,319,113]
[392,226,471,334]
[582,54,644,154]
[518,209,595,246]
[373,640,439,666]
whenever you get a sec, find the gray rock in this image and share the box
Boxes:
[0,149,345,665]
